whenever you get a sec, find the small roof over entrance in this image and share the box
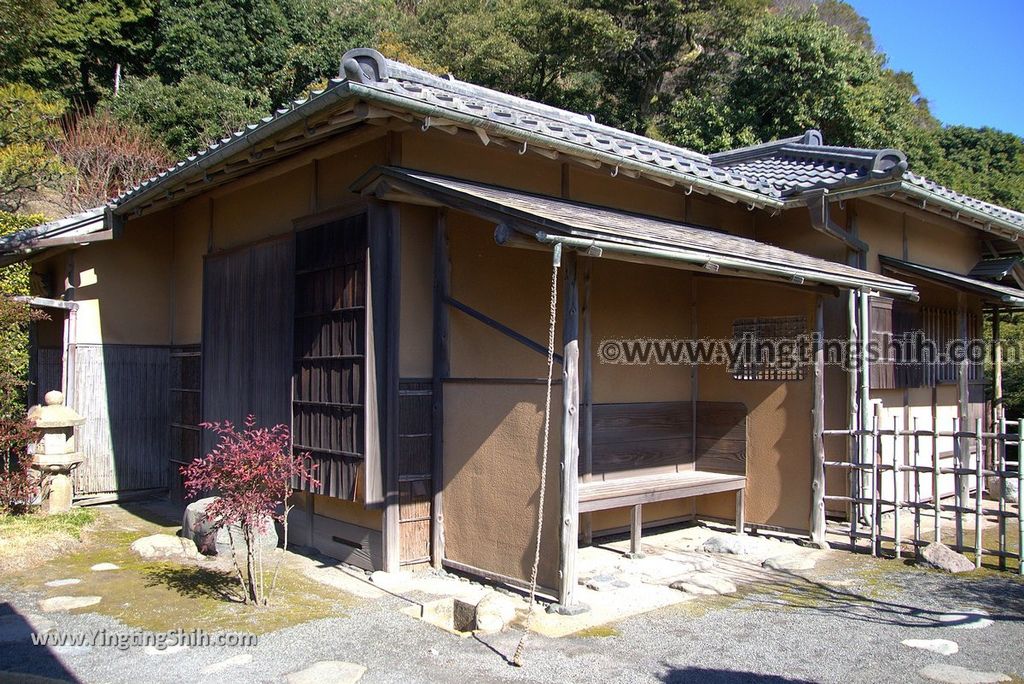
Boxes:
[879,255,1024,308]
[355,167,918,298]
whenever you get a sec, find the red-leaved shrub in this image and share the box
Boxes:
[182,416,317,605]
[0,418,37,515]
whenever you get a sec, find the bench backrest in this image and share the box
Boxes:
[590,401,746,478]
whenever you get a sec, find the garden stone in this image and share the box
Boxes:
[937,609,993,630]
[919,664,1010,684]
[201,654,253,674]
[182,496,278,558]
[583,574,630,592]
[670,573,736,596]
[902,639,959,656]
[131,534,204,561]
[39,596,101,612]
[90,562,119,571]
[700,534,764,556]
[474,591,518,633]
[763,555,816,572]
[1002,477,1019,504]
[919,542,975,573]
[44,578,81,587]
[285,660,366,684]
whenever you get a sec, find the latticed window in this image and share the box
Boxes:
[731,315,807,381]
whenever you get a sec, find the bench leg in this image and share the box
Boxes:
[735,489,746,535]
[624,504,645,559]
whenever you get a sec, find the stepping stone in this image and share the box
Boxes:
[201,654,253,674]
[919,664,1010,684]
[762,555,816,572]
[583,574,630,591]
[937,609,994,630]
[700,534,767,556]
[90,563,119,572]
[670,573,736,596]
[44,578,82,588]
[902,639,959,655]
[145,644,189,655]
[285,661,367,684]
[38,596,101,612]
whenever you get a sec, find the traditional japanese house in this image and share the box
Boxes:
[4,48,1023,608]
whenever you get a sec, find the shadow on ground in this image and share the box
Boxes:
[659,665,815,683]
[0,602,81,683]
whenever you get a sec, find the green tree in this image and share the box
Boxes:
[658,12,938,158]
[0,84,64,213]
[918,126,1024,212]
[107,74,266,158]
[0,212,45,419]
[0,0,157,105]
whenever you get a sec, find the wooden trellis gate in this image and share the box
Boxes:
[819,408,1022,573]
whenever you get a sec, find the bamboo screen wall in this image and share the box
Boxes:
[292,214,367,500]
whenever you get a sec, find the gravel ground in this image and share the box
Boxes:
[2,549,1023,684]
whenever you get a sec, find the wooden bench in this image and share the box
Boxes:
[579,401,748,556]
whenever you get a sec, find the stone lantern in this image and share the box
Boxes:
[27,390,85,514]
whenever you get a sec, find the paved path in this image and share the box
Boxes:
[2,550,1022,683]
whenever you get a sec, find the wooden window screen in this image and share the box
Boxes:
[169,345,201,465]
[731,315,807,381]
[292,213,368,500]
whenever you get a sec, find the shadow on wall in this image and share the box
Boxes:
[0,602,82,683]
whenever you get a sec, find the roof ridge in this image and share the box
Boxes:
[709,130,822,166]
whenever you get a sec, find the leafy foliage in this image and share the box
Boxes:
[0,212,47,419]
[0,85,65,213]
[0,417,36,515]
[182,416,317,606]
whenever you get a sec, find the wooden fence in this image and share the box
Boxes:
[821,409,1022,573]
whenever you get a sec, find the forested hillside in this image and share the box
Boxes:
[0,0,1022,216]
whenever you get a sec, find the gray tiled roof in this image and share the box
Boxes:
[95,48,1024,239]
[359,166,917,297]
[880,255,1024,306]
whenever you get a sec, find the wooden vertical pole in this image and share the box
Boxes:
[627,504,644,559]
[993,307,1006,570]
[1017,419,1023,576]
[580,257,593,547]
[956,296,969,550]
[810,295,828,548]
[932,387,941,544]
[859,291,872,540]
[558,252,581,611]
[848,289,859,549]
[974,417,983,569]
[893,415,901,559]
[871,403,881,557]
[998,412,1007,571]
[430,208,450,569]
[913,416,921,557]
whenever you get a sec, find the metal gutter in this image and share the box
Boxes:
[531,232,918,299]
[897,181,1024,239]
[346,82,784,211]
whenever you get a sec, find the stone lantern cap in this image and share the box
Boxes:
[28,391,85,429]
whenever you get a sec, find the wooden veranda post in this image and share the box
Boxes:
[810,295,828,548]
[431,208,450,569]
[558,252,582,611]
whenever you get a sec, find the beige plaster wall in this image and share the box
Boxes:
[72,212,173,345]
[399,204,435,378]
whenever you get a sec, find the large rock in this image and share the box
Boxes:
[1002,477,1019,504]
[919,542,975,573]
[182,496,278,558]
[131,534,204,561]
[919,664,1010,684]
[474,592,518,633]
[285,661,366,684]
[700,534,764,556]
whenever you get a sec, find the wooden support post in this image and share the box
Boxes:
[1017,420,1023,576]
[993,308,1007,571]
[624,504,644,559]
[810,295,828,548]
[848,289,859,549]
[368,199,401,573]
[892,415,901,559]
[932,386,941,544]
[955,297,969,550]
[870,403,881,557]
[859,291,871,533]
[913,417,921,557]
[430,208,450,569]
[974,417,983,569]
[557,252,583,613]
[580,257,593,547]
[735,489,745,536]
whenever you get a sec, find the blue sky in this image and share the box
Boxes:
[847,1,1024,136]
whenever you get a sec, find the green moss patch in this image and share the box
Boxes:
[6,506,354,634]
[574,624,620,638]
